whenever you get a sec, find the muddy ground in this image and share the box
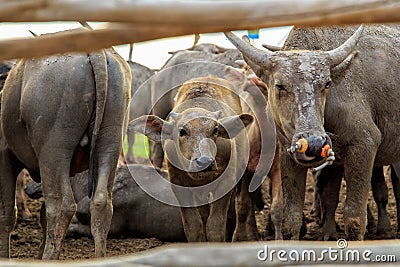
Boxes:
[10,168,399,261]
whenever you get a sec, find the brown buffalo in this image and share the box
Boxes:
[224,66,282,240]
[130,75,253,242]
[146,44,243,169]
[0,47,131,259]
[15,169,32,220]
[225,24,400,240]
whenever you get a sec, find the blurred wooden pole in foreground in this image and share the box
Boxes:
[0,0,399,60]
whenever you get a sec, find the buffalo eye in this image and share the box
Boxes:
[212,127,219,136]
[275,84,286,91]
[179,128,188,137]
[324,80,332,89]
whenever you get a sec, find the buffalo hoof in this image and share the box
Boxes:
[323,230,338,241]
[366,219,377,234]
[322,222,341,241]
[299,219,308,238]
[264,214,275,238]
[376,227,395,239]
[126,155,135,164]
[345,217,364,241]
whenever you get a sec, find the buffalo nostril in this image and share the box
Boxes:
[306,135,327,156]
[195,156,215,170]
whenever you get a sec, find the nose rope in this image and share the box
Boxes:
[287,138,336,172]
[312,148,335,172]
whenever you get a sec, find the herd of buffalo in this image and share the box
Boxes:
[1,23,400,260]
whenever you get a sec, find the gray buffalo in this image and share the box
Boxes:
[0,61,13,92]
[0,62,32,221]
[126,61,155,163]
[130,75,253,242]
[314,163,400,240]
[0,47,131,259]
[225,24,400,240]
[25,164,187,242]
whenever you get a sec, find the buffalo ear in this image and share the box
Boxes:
[128,115,173,142]
[243,56,264,78]
[218,113,253,139]
[224,66,246,87]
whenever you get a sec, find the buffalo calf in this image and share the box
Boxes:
[130,75,252,242]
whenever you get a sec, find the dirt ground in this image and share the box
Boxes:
[10,167,399,261]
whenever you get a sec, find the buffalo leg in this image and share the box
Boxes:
[269,151,283,240]
[366,203,376,234]
[371,166,393,238]
[280,148,308,240]
[343,152,376,240]
[316,164,343,241]
[233,172,258,241]
[150,141,164,169]
[390,164,400,232]
[40,156,76,260]
[15,170,32,220]
[207,191,233,242]
[311,172,322,225]
[126,130,136,163]
[90,141,120,257]
[38,202,46,259]
[0,151,21,258]
[180,207,206,242]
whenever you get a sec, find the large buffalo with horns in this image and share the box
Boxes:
[225,25,400,240]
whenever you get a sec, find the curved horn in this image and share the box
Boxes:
[169,112,179,120]
[79,21,93,30]
[224,32,271,66]
[28,30,38,37]
[242,35,251,44]
[128,43,134,62]
[262,43,282,52]
[327,25,364,67]
[192,33,200,48]
[214,110,222,119]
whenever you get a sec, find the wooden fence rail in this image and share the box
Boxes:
[1,0,400,60]
[1,240,400,266]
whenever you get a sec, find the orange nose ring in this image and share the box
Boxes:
[297,138,308,153]
[321,144,331,158]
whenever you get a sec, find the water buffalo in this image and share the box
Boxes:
[0,47,131,259]
[225,24,400,240]
[142,44,243,169]
[130,75,253,242]
[0,61,13,92]
[224,66,282,240]
[126,61,155,163]
[0,62,32,221]
[25,164,187,242]
[314,163,400,240]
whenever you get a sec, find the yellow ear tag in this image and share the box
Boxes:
[298,138,308,153]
